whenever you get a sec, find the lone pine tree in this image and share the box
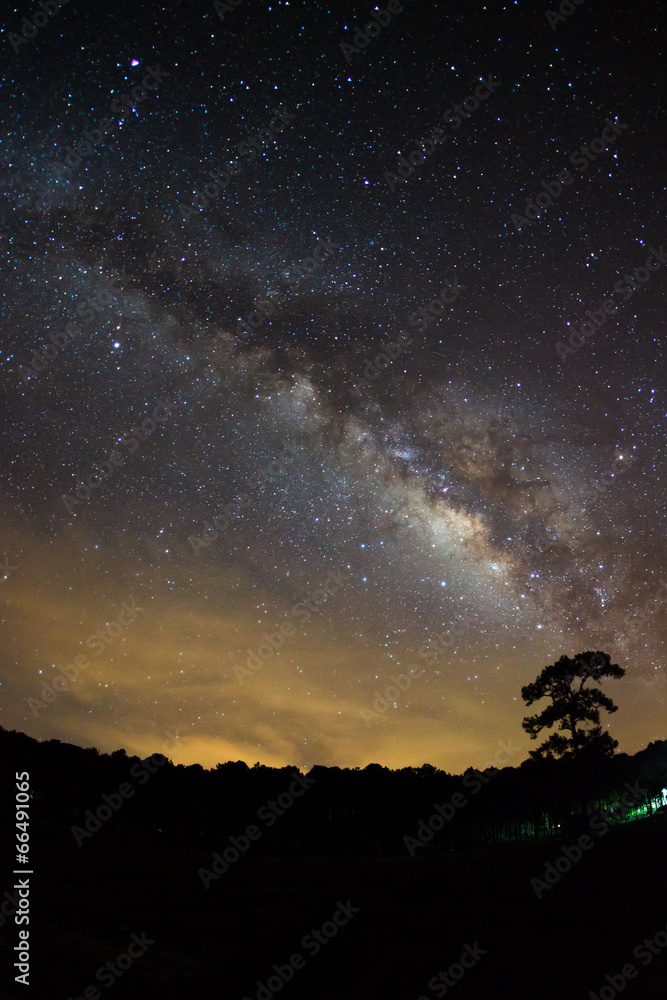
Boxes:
[521,650,625,760]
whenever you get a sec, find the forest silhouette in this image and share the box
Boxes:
[2,722,667,999]
[2,724,665,856]
[2,654,666,999]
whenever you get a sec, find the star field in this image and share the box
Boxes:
[1,0,666,771]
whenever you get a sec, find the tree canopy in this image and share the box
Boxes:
[521,650,625,760]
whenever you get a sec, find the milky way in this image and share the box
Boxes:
[1,0,665,771]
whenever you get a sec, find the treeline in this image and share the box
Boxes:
[1,726,666,855]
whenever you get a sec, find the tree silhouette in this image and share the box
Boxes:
[521,651,625,760]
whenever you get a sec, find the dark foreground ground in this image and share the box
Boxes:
[1,812,666,1000]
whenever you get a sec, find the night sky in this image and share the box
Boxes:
[1,0,665,774]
